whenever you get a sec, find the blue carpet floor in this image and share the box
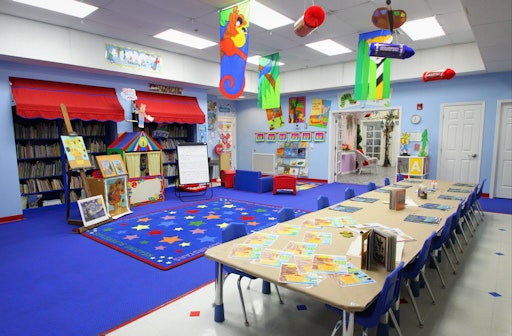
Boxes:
[0,182,509,336]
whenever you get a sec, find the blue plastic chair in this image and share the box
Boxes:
[327,262,405,336]
[429,214,457,289]
[345,187,355,200]
[474,178,487,219]
[368,182,377,191]
[402,231,437,327]
[317,195,330,210]
[277,207,296,223]
[396,173,405,182]
[384,177,391,186]
[221,223,283,325]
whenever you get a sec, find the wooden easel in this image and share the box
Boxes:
[60,104,108,232]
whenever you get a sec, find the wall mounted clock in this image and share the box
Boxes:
[411,114,422,124]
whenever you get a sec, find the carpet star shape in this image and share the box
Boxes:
[137,217,152,223]
[155,245,166,250]
[186,209,200,214]
[190,228,206,234]
[116,230,128,234]
[217,222,230,229]
[185,216,195,219]
[198,235,216,243]
[124,234,139,240]
[174,227,184,231]
[179,242,191,247]
[223,204,236,208]
[160,236,183,244]
[241,215,255,221]
[104,227,114,232]
[189,220,206,227]
[197,205,208,208]
[158,221,177,227]
[148,230,163,236]
[204,213,221,220]
[161,215,175,220]
[247,221,259,226]
[255,208,268,213]
[133,224,150,231]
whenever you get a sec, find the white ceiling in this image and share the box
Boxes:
[0,0,510,95]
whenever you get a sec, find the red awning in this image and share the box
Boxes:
[10,77,124,122]
[135,91,205,124]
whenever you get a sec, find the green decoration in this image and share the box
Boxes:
[419,129,428,156]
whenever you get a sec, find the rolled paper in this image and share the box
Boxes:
[422,68,456,82]
[294,5,326,37]
[369,42,415,59]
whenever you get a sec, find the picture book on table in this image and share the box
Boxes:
[303,231,333,245]
[278,263,319,285]
[330,263,376,287]
[312,254,349,274]
[251,248,293,267]
[228,244,263,259]
[389,188,406,210]
[362,228,397,272]
[404,214,442,225]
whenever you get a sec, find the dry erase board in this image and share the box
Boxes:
[176,143,209,185]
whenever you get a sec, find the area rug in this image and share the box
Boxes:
[296,181,322,191]
[82,198,308,270]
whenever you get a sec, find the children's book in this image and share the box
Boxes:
[330,263,376,287]
[362,228,397,272]
[273,223,301,236]
[452,182,475,187]
[312,254,348,274]
[251,248,293,267]
[438,194,465,201]
[303,231,333,245]
[243,232,279,246]
[447,188,470,193]
[228,244,263,259]
[404,214,442,225]
[283,241,317,256]
[278,263,319,285]
[351,196,379,203]
[389,188,406,210]
[375,188,391,193]
[420,203,452,211]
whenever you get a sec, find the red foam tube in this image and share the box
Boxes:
[294,6,325,37]
[422,68,456,82]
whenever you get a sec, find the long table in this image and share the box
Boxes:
[204,179,475,336]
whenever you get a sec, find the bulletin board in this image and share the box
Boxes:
[176,143,210,185]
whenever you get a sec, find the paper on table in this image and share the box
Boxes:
[347,235,362,257]
[395,242,404,263]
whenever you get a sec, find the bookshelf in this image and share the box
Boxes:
[275,141,309,177]
[14,115,116,208]
[396,156,429,179]
[138,122,196,187]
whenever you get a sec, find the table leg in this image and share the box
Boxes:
[342,311,354,336]
[262,280,271,294]
[214,262,224,322]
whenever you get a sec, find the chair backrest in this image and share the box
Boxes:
[476,178,487,199]
[403,231,436,278]
[277,207,296,223]
[397,173,405,182]
[384,177,390,186]
[317,195,330,210]
[367,182,376,191]
[431,213,454,251]
[222,223,248,243]
[345,187,355,200]
[368,261,405,321]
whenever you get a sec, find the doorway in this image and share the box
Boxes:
[217,115,236,170]
[491,100,512,199]
[438,102,484,183]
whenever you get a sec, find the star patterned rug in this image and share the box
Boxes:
[82,198,307,270]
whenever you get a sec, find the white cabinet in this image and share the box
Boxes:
[396,156,429,179]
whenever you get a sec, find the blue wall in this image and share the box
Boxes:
[235,72,512,188]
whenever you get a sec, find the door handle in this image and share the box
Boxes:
[469,154,477,158]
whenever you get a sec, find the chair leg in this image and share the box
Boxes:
[274,284,284,304]
[457,220,469,245]
[475,200,485,219]
[405,279,425,328]
[441,244,457,274]
[430,252,446,289]
[452,232,464,254]
[236,276,250,326]
[420,270,436,304]
[388,308,404,336]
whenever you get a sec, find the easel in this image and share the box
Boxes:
[60,104,110,232]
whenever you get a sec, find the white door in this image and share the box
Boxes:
[438,102,484,183]
[334,113,344,182]
[492,100,512,199]
[218,115,236,169]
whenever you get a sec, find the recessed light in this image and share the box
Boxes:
[305,39,351,56]
[12,0,98,19]
[401,16,445,40]
[154,29,217,50]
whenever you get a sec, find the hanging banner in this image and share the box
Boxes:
[289,96,306,123]
[354,30,392,101]
[258,53,280,109]
[219,1,250,99]
[308,98,330,128]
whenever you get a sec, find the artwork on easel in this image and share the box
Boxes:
[104,175,132,219]
[77,195,110,227]
[96,154,127,178]
[61,135,92,169]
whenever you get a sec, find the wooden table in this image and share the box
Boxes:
[205,179,473,336]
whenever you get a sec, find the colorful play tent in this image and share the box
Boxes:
[107,131,164,206]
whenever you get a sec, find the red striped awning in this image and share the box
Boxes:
[135,91,205,124]
[10,77,124,122]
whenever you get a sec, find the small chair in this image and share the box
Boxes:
[317,195,330,210]
[327,262,405,336]
[221,223,283,326]
[277,207,296,223]
[429,214,458,289]
[355,149,378,174]
[402,231,437,328]
[367,182,377,191]
[384,177,390,186]
[273,174,297,195]
[345,187,355,200]
[220,169,236,188]
[474,178,487,220]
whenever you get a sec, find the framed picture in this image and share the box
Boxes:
[266,132,276,142]
[77,195,110,227]
[255,132,265,142]
[96,154,127,177]
[314,131,326,142]
[61,135,92,169]
[277,132,288,141]
[300,131,312,142]
[289,132,300,142]
[104,175,132,219]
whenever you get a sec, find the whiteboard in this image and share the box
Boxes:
[177,143,210,185]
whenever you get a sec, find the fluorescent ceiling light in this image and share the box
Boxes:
[250,1,294,30]
[401,16,445,40]
[305,39,351,56]
[12,0,98,18]
[154,29,217,49]
[247,55,285,66]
